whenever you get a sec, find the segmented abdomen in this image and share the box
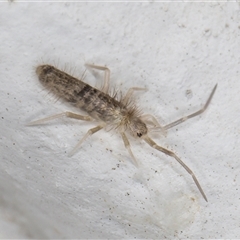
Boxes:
[36,65,124,123]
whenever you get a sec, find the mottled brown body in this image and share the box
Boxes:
[36,65,129,124]
[31,63,218,202]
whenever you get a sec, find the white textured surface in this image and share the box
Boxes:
[0,2,239,238]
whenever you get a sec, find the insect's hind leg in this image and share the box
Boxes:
[144,135,207,202]
[120,132,138,167]
[163,84,217,130]
[69,125,104,157]
[27,112,92,126]
[85,63,110,94]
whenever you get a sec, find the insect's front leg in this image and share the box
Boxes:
[140,114,167,136]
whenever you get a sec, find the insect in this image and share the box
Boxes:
[29,63,217,202]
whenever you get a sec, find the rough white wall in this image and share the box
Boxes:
[0,2,239,238]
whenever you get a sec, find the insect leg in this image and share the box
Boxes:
[144,135,208,202]
[69,125,104,157]
[85,64,110,94]
[140,114,167,136]
[140,114,162,127]
[163,84,217,130]
[122,87,147,105]
[27,112,92,126]
[120,132,138,167]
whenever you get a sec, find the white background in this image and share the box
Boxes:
[0,1,239,238]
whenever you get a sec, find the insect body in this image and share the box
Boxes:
[30,64,217,202]
[36,65,145,134]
